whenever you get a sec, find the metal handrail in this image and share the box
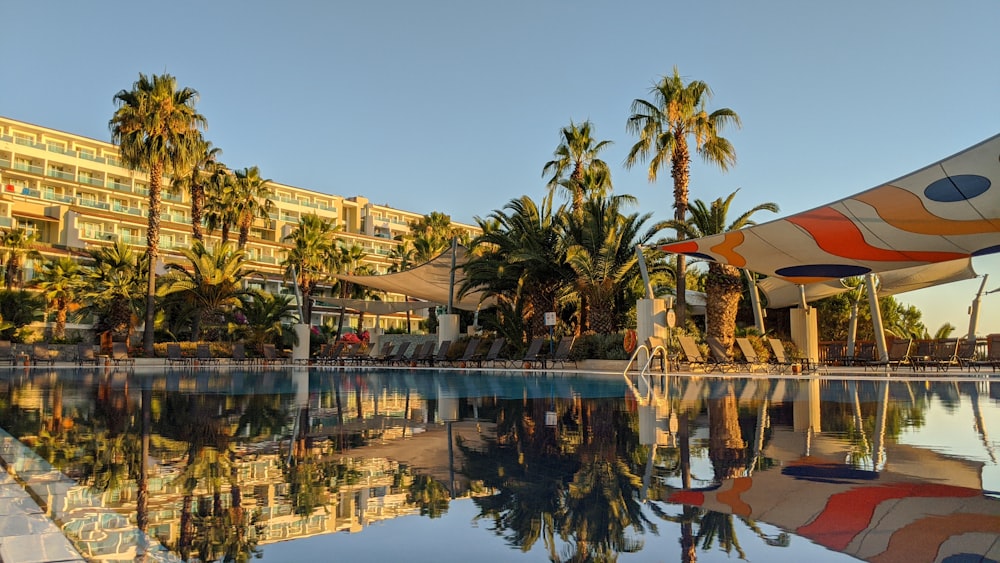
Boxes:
[623,343,671,403]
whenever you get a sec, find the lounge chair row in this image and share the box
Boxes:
[0,341,134,367]
[311,336,577,369]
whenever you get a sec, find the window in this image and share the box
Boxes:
[81,222,103,239]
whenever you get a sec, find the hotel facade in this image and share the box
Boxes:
[0,116,479,332]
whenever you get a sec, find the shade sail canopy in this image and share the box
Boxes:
[311,297,433,315]
[758,257,979,308]
[331,245,495,311]
[660,134,1000,288]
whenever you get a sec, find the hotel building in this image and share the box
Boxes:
[0,116,479,332]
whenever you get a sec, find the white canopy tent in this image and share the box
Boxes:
[329,245,495,312]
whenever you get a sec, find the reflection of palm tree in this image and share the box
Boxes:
[707,381,746,481]
[407,474,450,518]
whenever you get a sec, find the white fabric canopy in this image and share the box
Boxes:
[311,297,434,314]
[660,134,1000,287]
[758,257,978,308]
[331,245,495,311]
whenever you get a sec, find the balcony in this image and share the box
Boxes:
[107,180,132,192]
[121,234,146,246]
[43,193,75,205]
[12,162,43,174]
[105,156,121,167]
[0,158,9,168]
[78,175,104,187]
[13,137,45,150]
[82,230,116,241]
[47,169,76,181]
[0,217,11,228]
[163,191,183,202]
[78,152,106,165]
[78,199,111,211]
[47,145,77,157]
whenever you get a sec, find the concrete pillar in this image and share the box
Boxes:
[438,314,460,347]
[865,273,888,362]
[790,306,819,365]
[636,298,669,368]
[292,323,311,362]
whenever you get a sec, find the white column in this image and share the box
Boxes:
[438,314,460,347]
[790,306,819,365]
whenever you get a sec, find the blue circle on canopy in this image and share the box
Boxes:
[973,245,1000,257]
[776,264,871,278]
[924,175,991,202]
[685,252,715,262]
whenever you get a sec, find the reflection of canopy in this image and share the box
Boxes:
[331,246,494,311]
[311,297,433,314]
[660,134,1000,291]
[758,257,979,308]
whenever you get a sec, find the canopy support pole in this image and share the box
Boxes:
[636,244,653,300]
[448,238,457,315]
[968,274,989,342]
[866,273,888,362]
[744,269,765,334]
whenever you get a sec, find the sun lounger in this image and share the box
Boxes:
[0,341,14,365]
[864,338,912,372]
[676,335,711,372]
[449,338,481,367]
[32,344,55,366]
[917,339,958,371]
[166,343,190,366]
[77,343,99,366]
[735,338,767,373]
[706,336,739,372]
[543,336,576,369]
[472,338,506,368]
[512,337,545,369]
[196,343,219,365]
[111,342,134,367]
[954,339,979,370]
[425,340,452,366]
[409,341,436,366]
[261,343,287,365]
[966,333,1000,372]
[231,342,254,366]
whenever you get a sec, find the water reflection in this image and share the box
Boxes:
[0,368,997,562]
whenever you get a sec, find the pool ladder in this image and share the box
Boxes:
[622,343,670,404]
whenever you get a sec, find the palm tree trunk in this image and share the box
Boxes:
[672,141,691,329]
[55,298,67,340]
[143,161,163,355]
[191,183,204,241]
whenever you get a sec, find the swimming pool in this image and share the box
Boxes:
[0,366,997,562]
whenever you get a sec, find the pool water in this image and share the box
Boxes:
[0,366,998,562]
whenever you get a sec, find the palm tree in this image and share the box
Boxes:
[229,166,275,249]
[408,212,462,260]
[661,190,777,353]
[564,195,664,334]
[232,290,297,352]
[110,73,207,354]
[626,67,741,328]
[0,227,40,290]
[388,242,416,333]
[282,213,339,324]
[158,241,250,341]
[174,135,223,242]
[203,167,237,244]
[542,120,613,221]
[464,195,573,341]
[32,257,85,340]
[84,240,147,342]
[332,243,368,335]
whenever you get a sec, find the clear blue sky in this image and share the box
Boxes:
[4,0,999,335]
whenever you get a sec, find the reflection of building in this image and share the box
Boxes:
[0,116,480,331]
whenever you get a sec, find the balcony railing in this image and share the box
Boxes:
[107,180,132,192]
[82,230,116,241]
[13,137,45,150]
[0,217,11,228]
[0,158,10,168]
[78,175,104,187]
[13,162,43,174]
[47,169,76,181]
[47,145,77,157]
[43,193,75,204]
[78,152,106,165]
[78,199,111,211]
[121,234,146,246]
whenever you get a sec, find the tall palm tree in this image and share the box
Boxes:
[661,190,777,353]
[388,241,416,333]
[625,67,741,328]
[203,167,237,244]
[174,135,223,242]
[0,227,40,290]
[331,243,368,335]
[32,257,85,340]
[230,166,275,249]
[282,213,339,324]
[159,241,250,340]
[542,120,613,221]
[110,73,207,354]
